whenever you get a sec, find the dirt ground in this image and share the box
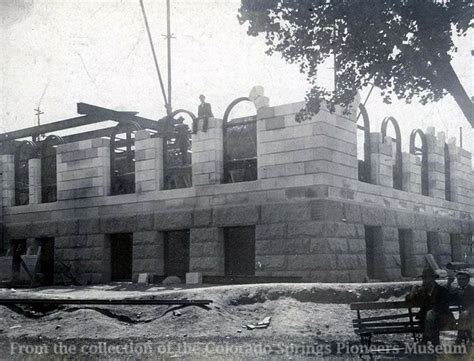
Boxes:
[0,282,471,360]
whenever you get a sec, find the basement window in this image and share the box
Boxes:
[110,233,133,282]
[224,226,255,276]
[163,230,190,279]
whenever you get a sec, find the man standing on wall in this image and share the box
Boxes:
[194,94,214,133]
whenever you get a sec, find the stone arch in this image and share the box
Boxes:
[381,116,402,190]
[222,97,258,183]
[409,129,429,196]
[357,103,371,183]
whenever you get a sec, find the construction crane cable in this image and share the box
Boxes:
[139,0,169,113]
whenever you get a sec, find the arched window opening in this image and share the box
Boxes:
[381,117,402,190]
[356,104,371,183]
[444,144,451,201]
[14,141,38,206]
[40,135,64,203]
[223,97,257,183]
[409,129,429,196]
[163,109,194,190]
[110,122,141,195]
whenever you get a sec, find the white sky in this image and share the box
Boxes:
[1,0,473,154]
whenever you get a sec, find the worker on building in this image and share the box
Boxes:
[405,267,456,345]
[194,94,214,133]
[448,270,474,344]
[174,116,191,165]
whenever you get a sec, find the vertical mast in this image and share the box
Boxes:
[139,0,169,115]
[167,0,172,114]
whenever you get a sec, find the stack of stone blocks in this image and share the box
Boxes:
[56,138,111,200]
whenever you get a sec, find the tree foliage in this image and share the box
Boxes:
[238,0,473,125]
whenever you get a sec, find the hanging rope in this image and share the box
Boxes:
[139,0,170,114]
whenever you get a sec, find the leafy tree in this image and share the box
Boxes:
[238,0,473,126]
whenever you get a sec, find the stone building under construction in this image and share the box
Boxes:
[0,87,473,285]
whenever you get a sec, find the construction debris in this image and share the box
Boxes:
[246,316,271,330]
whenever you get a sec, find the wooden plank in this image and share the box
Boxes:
[352,313,413,323]
[0,298,212,306]
[0,116,92,142]
[77,103,160,131]
[0,104,162,144]
[355,327,423,335]
[350,301,410,310]
[62,127,115,143]
[353,321,421,328]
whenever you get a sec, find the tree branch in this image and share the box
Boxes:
[437,61,474,128]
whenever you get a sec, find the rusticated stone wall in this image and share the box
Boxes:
[1,88,473,283]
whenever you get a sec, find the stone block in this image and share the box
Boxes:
[6,223,30,240]
[190,228,221,243]
[70,235,88,248]
[31,221,58,238]
[100,216,136,234]
[190,242,222,257]
[261,202,312,223]
[255,239,288,255]
[186,272,203,285]
[284,185,328,199]
[91,138,110,148]
[137,273,151,284]
[257,255,287,270]
[288,221,325,238]
[255,224,287,240]
[78,218,100,234]
[336,254,366,270]
[214,206,259,226]
[189,257,224,275]
[57,220,79,236]
[265,116,285,131]
[154,211,193,230]
[327,238,349,253]
[361,206,387,226]
[288,254,337,270]
[347,239,366,253]
[133,259,162,276]
[257,106,275,119]
[311,200,344,221]
[342,203,363,223]
[136,213,154,231]
[60,148,99,162]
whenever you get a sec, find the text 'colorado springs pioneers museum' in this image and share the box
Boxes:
[0,87,473,285]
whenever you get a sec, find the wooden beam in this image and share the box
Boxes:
[0,103,164,143]
[77,103,161,131]
[0,115,95,142]
[0,298,212,306]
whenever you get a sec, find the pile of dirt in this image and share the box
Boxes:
[2,281,456,360]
